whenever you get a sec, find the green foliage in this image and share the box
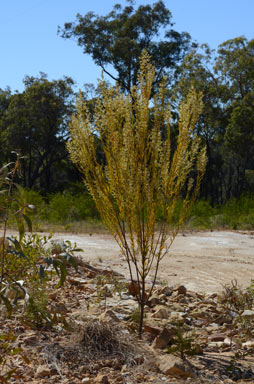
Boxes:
[59,1,190,94]
[0,157,82,318]
[94,273,128,305]
[219,280,254,341]
[128,307,142,330]
[184,195,254,230]
[187,200,215,229]
[1,75,75,193]
[48,191,99,223]
[175,37,254,204]
[226,351,248,381]
[24,281,50,328]
[166,325,201,359]
[218,280,254,315]
[220,195,254,230]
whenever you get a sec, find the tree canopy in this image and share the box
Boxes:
[0,75,75,193]
[59,0,191,93]
[175,37,254,203]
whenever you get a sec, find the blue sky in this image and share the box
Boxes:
[1,0,253,93]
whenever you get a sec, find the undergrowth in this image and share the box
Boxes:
[2,188,254,232]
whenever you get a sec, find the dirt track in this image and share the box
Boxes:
[51,230,254,294]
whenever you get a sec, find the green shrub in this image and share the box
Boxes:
[25,281,49,328]
[186,200,215,229]
[48,192,99,223]
[221,195,254,229]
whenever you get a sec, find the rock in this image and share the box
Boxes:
[174,285,187,295]
[35,366,51,378]
[209,333,227,342]
[71,309,90,321]
[159,355,193,378]
[99,309,120,322]
[170,303,186,312]
[50,302,68,314]
[224,337,232,346]
[242,340,254,348]
[49,291,58,300]
[160,286,173,296]
[127,281,139,297]
[152,327,174,349]
[191,309,210,320]
[241,309,254,317]
[151,308,169,319]
[94,374,109,384]
[69,277,87,285]
[143,324,161,336]
[158,293,167,302]
[22,334,37,345]
[148,294,161,307]
[206,324,219,333]
[82,378,91,383]
[207,341,224,349]
[168,312,185,325]
[186,290,199,299]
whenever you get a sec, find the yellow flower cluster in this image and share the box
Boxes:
[67,51,207,336]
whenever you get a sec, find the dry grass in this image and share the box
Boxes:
[41,320,140,373]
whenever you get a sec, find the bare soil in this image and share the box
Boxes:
[51,230,254,294]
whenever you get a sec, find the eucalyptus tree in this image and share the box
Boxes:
[174,37,254,202]
[174,45,226,204]
[1,75,75,192]
[59,0,191,94]
[215,37,254,198]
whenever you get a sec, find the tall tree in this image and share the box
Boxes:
[215,37,254,198]
[174,45,226,204]
[1,75,75,192]
[0,88,12,164]
[175,37,254,203]
[59,0,191,93]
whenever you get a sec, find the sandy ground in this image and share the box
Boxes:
[50,230,254,294]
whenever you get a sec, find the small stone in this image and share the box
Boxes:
[94,374,109,384]
[50,302,68,314]
[242,309,254,317]
[223,337,232,346]
[22,334,37,345]
[99,309,120,322]
[148,294,161,306]
[174,285,187,295]
[143,324,161,336]
[160,286,173,296]
[168,312,185,325]
[127,281,139,297]
[136,373,145,382]
[69,277,87,285]
[151,308,169,319]
[209,333,227,342]
[152,327,174,349]
[49,291,58,300]
[207,341,224,349]
[159,293,167,302]
[82,378,91,383]
[35,366,51,378]
[242,340,254,348]
[191,309,210,320]
[159,355,193,378]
